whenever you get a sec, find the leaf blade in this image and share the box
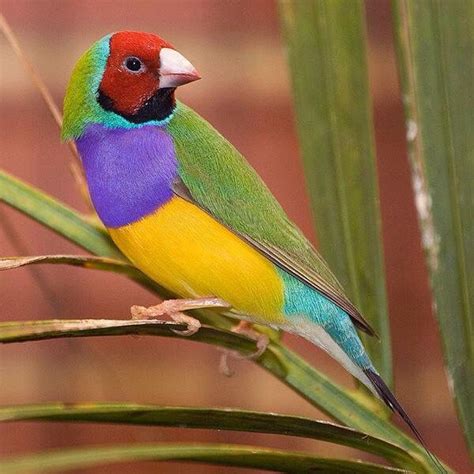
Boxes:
[0,319,440,472]
[392,0,474,459]
[0,255,134,274]
[0,169,120,258]
[0,403,420,469]
[0,443,411,473]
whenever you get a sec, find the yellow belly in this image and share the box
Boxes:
[109,196,285,324]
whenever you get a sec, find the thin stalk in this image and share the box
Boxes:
[0,13,90,208]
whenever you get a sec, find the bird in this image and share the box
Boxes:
[62,31,432,456]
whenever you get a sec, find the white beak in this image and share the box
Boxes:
[159,48,200,88]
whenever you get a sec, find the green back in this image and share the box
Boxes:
[168,102,374,335]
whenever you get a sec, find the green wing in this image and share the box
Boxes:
[168,102,375,336]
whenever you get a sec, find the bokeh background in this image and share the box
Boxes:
[0,1,470,472]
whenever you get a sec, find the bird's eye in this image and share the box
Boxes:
[123,57,144,73]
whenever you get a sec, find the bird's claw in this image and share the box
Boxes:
[130,303,201,336]
[169,312,201,336]
[219,321,269,377]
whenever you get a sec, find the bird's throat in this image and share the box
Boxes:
[97,87,176,124]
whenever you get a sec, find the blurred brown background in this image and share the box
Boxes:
[0,1,471,472]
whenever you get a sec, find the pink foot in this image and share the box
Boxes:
[131,297,231,336]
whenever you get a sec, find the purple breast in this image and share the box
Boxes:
[76,124,178,227]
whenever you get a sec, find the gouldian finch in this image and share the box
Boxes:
[62,31,424,446]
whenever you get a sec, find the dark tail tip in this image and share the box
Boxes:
[363,368,446,473]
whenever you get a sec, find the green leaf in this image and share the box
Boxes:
[392,0,474,459]
[0,319,441,472]
[0,169,120,259]
[0,443,410,473]
[0,403,421,470]
[0,255,134,275]
[279,0,392,384]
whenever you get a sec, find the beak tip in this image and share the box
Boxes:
[159,48,201,88]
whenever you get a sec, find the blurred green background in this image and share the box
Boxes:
[0,0,470,472]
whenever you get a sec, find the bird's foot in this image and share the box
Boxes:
[130,297,231,336]
[219,321,269,376]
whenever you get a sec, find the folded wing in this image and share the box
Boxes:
[168,102,376,336]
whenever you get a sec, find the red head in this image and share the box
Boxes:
[98,31,200,122]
